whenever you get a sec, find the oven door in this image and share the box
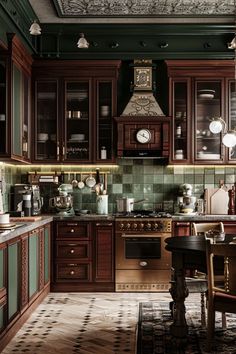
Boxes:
[116,233,171,270]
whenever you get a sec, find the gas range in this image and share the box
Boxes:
[114,210,172,218]
[115,211,172,233]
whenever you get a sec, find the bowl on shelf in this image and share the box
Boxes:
[70,134,85,141]
[38,133,48,142]
[198,89,215,99]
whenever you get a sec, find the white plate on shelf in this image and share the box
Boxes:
[198,93,214,99]
[197,153,220,159]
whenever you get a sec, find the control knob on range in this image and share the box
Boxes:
[153,222,162,231]
[119,223,124,230]
[139,222,144,230]
[145,222,152,230]
[126,223,131,230]
[133,223,138,230]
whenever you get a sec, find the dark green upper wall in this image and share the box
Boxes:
[0,0,235,60]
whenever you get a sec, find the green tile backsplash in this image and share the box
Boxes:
[1,161,236,214]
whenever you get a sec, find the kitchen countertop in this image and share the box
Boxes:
[172,214,236,221]
[0,215,53,243]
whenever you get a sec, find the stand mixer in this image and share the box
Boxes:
[49,184,75,216]
[176,183,197,214]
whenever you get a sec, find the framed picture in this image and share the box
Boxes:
[134,67,152,90]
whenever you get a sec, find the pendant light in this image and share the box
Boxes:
[77,33,89,49]
[29,20,41,36]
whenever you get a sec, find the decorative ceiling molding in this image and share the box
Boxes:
[53,0,234,17]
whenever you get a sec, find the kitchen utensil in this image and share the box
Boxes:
[96,195,108,215]
[78,174,85,189]
[71,173,78,188]
[116,197,146,213]
[85,174,96,188]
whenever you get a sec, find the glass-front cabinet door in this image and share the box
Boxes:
[35,81,58,162]
[228,80,236,161]
[195,80,224,162]
[0,60,7,155]
[64,80,90,162]
[172,80,190,162]
[96,80,114,162]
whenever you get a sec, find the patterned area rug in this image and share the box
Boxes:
[137,301,236,354]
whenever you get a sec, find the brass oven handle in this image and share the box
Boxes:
[121,233,161,238]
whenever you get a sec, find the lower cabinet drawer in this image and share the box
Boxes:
[56,242,91,260]
[56,263,92,281]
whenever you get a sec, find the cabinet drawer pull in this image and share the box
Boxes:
[96,223,113,226]
[68,243,77,246]
[67,223,78,226]
[176,222,190,226]
[70,270,75,275]
[70,249,75,254]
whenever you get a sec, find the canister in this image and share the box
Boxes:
[96,195,108,215]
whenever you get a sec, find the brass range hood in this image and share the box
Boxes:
[121,59,165,117]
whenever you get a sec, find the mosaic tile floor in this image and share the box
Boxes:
[2,292,172,354]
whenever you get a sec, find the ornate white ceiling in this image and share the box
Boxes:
[29,0,235,23]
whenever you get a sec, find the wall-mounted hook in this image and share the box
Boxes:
[203,42,211,49]
[140,41,147,47]
[158,42,168,49]
[110,42,119,48]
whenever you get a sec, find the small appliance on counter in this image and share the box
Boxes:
[176,183,197,215]
[10,184,43,216]
[49,183,74,216]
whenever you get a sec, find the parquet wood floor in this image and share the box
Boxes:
[2,292,172,354]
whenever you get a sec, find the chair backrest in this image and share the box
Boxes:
[192,222,224,236]
[206,240,236,295]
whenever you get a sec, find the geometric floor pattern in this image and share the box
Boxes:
[2,292,172,354]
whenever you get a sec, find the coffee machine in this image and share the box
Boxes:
[10,184,43,216]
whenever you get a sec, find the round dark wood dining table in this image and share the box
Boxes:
[165,234,236,348]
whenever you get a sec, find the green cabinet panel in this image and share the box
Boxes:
[8,242,19,320]
[44,226,50,284]
[0,248,3,289]
[12,64,22,156]
[29,233,39,298]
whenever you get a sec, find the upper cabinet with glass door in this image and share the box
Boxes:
[166,60,234,165]
[195,80,224,162]
[227,79,236,162]
[34,81,58,162]
[64,80,90,162]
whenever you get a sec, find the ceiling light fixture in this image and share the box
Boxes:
[77,33,89,49]
[29,20,41,36]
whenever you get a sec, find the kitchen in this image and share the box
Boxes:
[1,0,236,353]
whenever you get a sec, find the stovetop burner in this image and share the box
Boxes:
[114,210,172,218]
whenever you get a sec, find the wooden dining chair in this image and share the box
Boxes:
[186,222,225,327]
[205,239,236,351]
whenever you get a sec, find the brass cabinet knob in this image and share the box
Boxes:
[70,249,75,254]
[70,270,75,275]
[70,229,75,233]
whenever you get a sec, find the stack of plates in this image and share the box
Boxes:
[198,89,215,99]
[197,153,220,159]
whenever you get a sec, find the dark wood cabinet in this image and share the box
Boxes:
[0,34,32,163]
[115,116,170,159]
[32,60,121,164]
[166,60,235,164]
[52,220,114,291]
[173,221,191,236]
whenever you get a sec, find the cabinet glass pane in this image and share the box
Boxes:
[228,80,236,160]
[36,81,57,161]
[0,60,6,153]
[29,233,39,298]
[66,81,89,160]
[195,81,222,161]
[97,81,112,161]
[173,82,187,160]
[12,65,22,156]
[22,74,30,159]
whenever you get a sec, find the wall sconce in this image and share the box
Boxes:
[209,117,236,148]
[29,20,41,35]
[77,33,89,49]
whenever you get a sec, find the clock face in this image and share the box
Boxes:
[136,129,151,144]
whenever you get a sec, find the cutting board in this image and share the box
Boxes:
[10,216,42,222]
[210,188,229,214]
